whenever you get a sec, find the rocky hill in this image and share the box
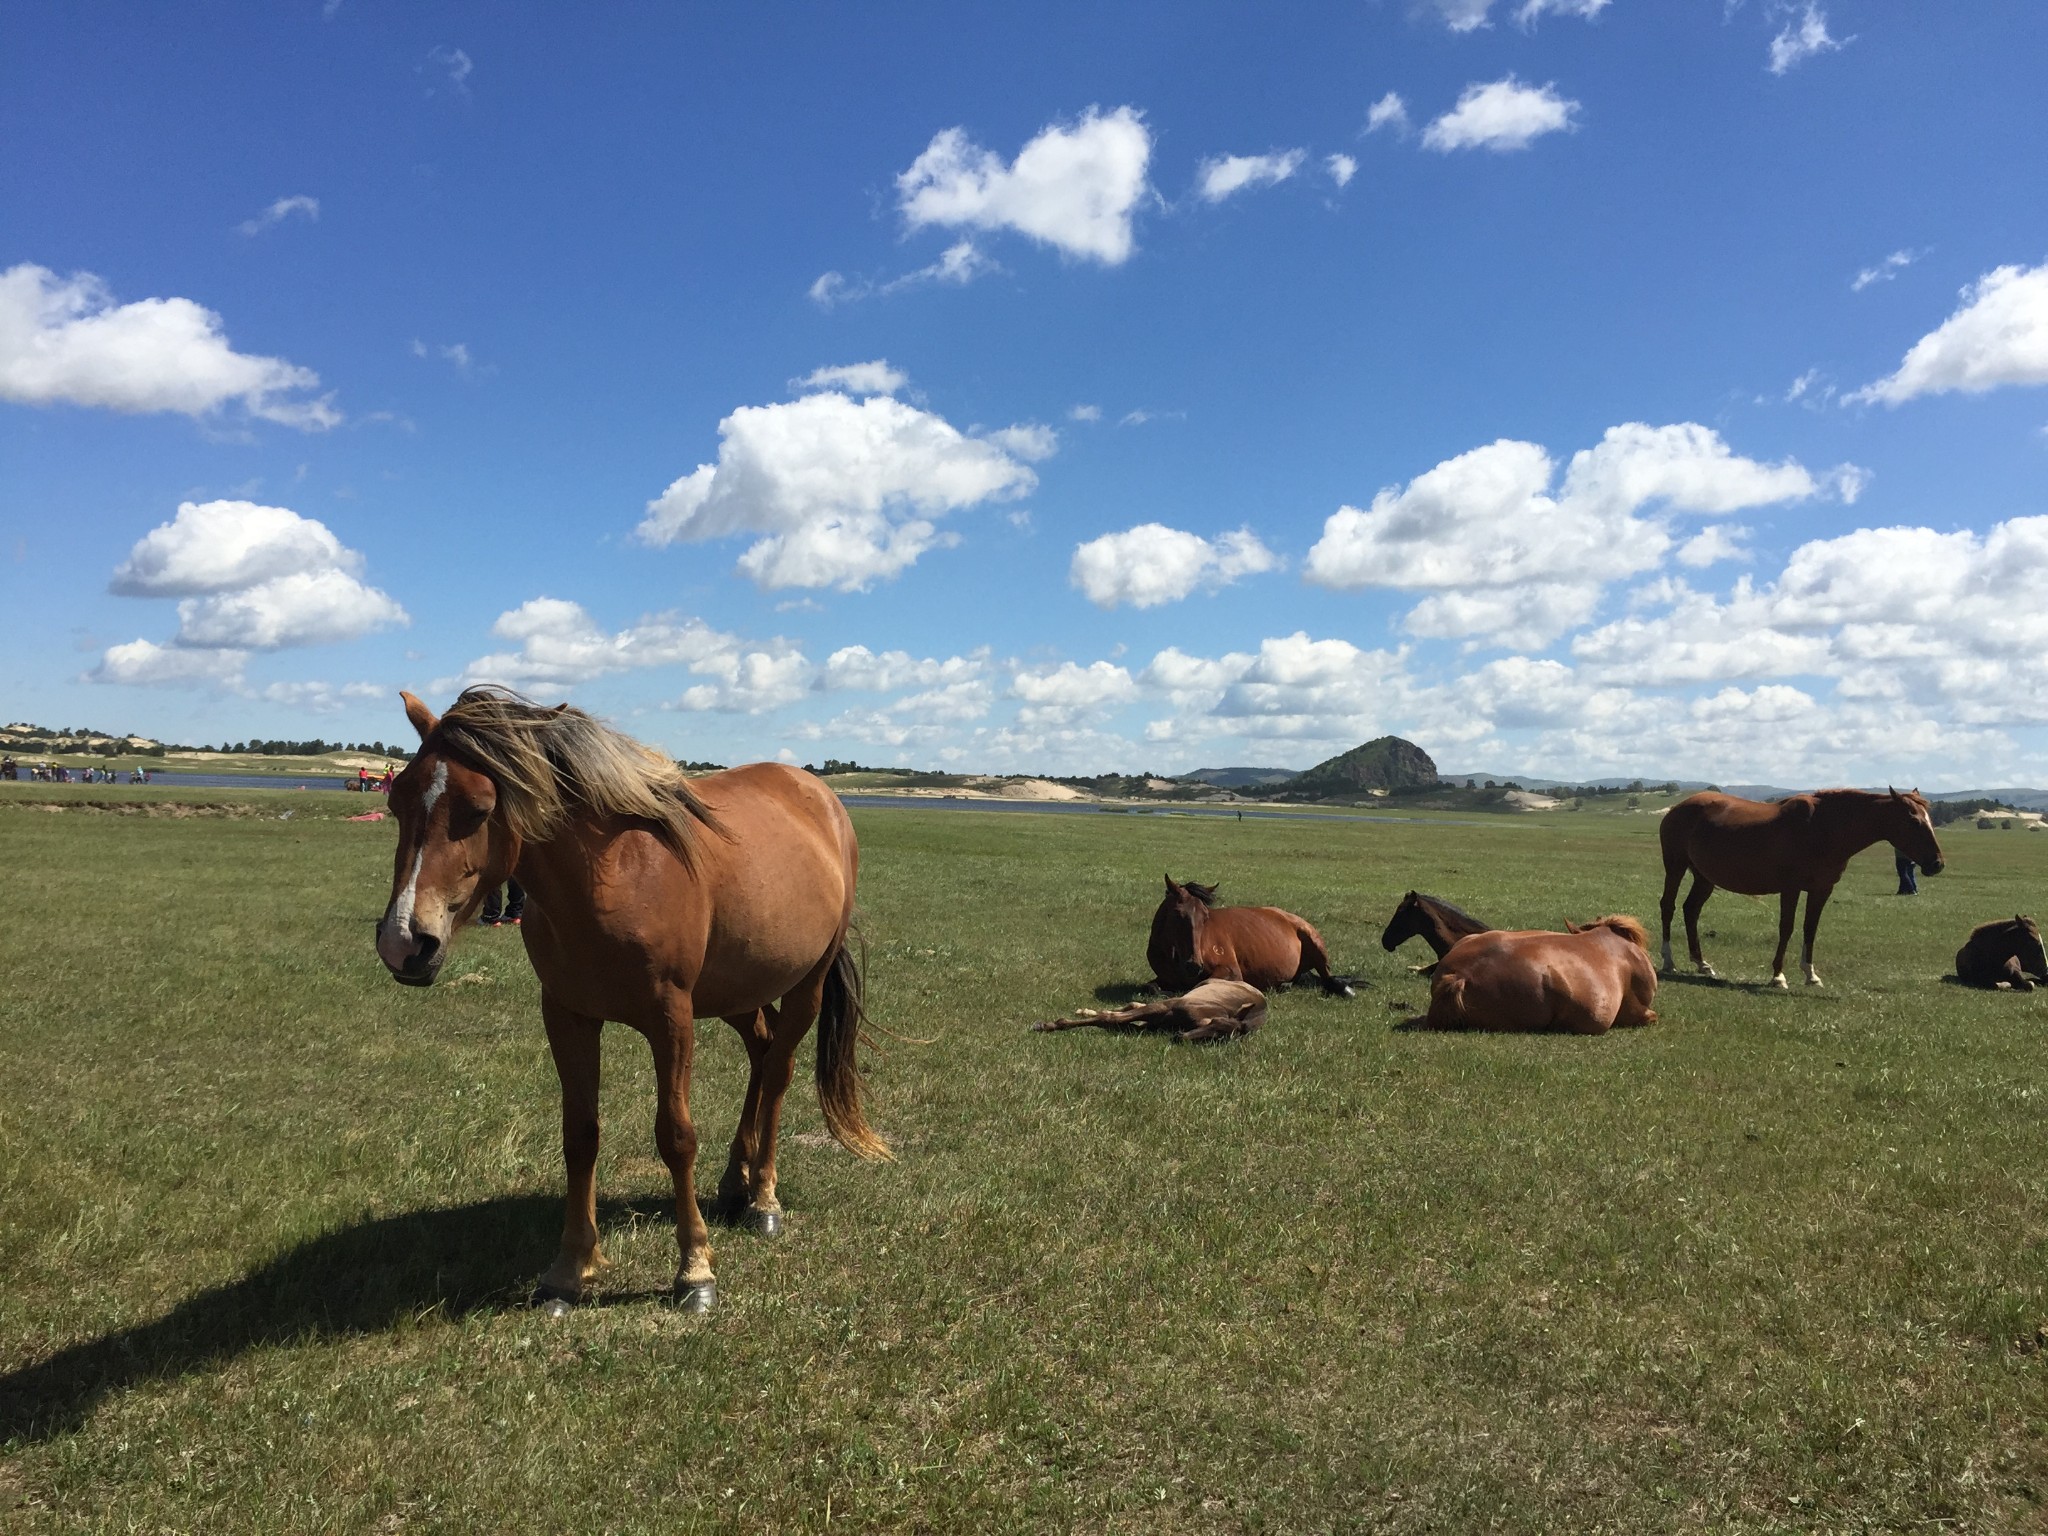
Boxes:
[1283,736,1439,797]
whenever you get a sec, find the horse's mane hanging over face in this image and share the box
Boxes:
[1587,913,1651,951]
[427,686,722,866]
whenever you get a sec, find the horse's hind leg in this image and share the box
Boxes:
[1658,857,1688,973]
[738,953,835,1235]
[535,995,607,1308]
[1682,874,1718,978]
[1298,925,1355,998]
[716,1007,775,1222]
[2002,956,2035,992]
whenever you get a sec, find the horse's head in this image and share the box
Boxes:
[1381,891,1422,952]
[1149,875,1214,968]
[374,691,521,987]
[2016,915,2048,977]
[1887,786,1945,875]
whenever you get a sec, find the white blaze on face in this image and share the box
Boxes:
[378,760,447,967]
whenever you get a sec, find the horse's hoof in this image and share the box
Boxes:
[746,1207,783,1239]
[672,1278,717,1314]
[1806,975,1824,988]
[530,1284,580,1316]
[1771,974,1789,990]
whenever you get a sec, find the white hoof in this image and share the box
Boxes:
[1805,972,1824,988]
[1697,964,1718,979]
[1771,974,1789,990]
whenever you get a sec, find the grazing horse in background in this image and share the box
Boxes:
[1380,891,1494,976]
[1147,876,1352,996]
[374,687,888,1314]
[1659,788,1946,989]
[1956,916,2048,992]
[1033,979,1269,1043]
[1424,916,1659,1034]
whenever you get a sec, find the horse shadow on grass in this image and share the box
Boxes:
[0,1191,689,1445]
[1091,979,1160,1006]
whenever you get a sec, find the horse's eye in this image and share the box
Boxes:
[447,803,489,839]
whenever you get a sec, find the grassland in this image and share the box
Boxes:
[4,784,2047,1532]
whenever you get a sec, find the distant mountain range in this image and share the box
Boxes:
[1185,753,2048,811]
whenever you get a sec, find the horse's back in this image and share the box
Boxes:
[1211,905,1325,986]
[1431,928,1644,1033]
[1663,791,1818,894]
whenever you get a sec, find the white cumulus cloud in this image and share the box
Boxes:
[1196,150,1306,204]
[1069,523,1280,609]
[1011,660,1139,723]
[638,389,1040,590]
[1305,423,1825,645]
[1365,93,1411,135]
[1426,0,1609,29]
[896,106,1152,265]
[1422,78,1581,153]
[792,360,908,396]
[0,263,338,428]
[1850,261,2048,405]
[1326,154,1358,188]
[1852,248,1920,292]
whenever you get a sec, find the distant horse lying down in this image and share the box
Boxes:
[1148,875,1354,996]
[1956,916,2048,991]
[1033,979,1269,1043]
[1380,890,1493,976]
[1424,915,1658,1034]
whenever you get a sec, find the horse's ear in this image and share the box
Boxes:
[401,690,438,742]
[1889,785,1901,799]
[1164,873,1176,891]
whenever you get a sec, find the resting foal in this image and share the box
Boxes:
[1033,979,1269,1043]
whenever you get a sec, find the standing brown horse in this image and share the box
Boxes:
[1425,916,1658,1034]
[1147,876,1352,995]
[374,687,888,1314]
[1658,787,1945,988]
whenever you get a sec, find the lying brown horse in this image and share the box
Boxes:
[374,687,888,1314]
[1380,890,1493,976]
[1147,876,1352,995]
[1659,787,1946,988]
[1033,979,1269,1042]
[1425,915,1658,1034]
[1956,916,2048,991]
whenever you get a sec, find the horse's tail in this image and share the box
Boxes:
[816,932,892,1162]
[1591,913,1651,951]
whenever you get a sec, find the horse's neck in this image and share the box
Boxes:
[1423,900,1482,946]
[1817,793,1897,861]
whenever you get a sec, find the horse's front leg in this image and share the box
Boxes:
[649,994,715,1311]
[1770,890,1799,989]
[1801,884,1834,986]
[535,995,606,1308]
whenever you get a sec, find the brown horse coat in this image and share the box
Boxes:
[1425,916,1658,1034]
[374,688,885,1313]
[1146,876,1350,995]
[1956,916,2048,991]
[1658,787,1946,988]
[1033,979,1269,1042]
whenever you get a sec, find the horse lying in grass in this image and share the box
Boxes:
[1148,875,1354,996]
[1380,891,1493,976]
[1956,916,2048,991]
[1423,915,1658,1034]
[1659,787,1946,989]
[373,687,888,1315]
[1033,979,1269,1043]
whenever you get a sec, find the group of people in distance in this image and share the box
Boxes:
[349,766,397,793]
[0,756,148,783]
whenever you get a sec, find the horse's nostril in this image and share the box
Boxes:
[409,933,442,970]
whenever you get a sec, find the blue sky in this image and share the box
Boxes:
[5,2,2047,784]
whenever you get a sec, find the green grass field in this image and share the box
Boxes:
[5,785,2048,1532]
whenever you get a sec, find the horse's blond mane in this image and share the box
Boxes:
[1589,913,1650,951]
[430,686,722,866]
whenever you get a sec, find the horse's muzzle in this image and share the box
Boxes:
[1923,859,1945,876]
[377,921,444,987]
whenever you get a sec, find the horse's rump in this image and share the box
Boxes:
[1427,923,1656,1034]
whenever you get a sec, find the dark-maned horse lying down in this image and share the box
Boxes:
[1148,876,1354,996]
[1033,979,1269,1043]
[1423,915,1658,1034]
[1956,916,2048,991]
[1659,787,1946,989]
[1380,891,1493,976]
